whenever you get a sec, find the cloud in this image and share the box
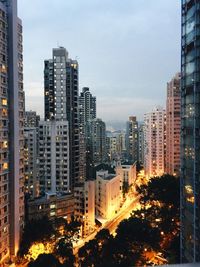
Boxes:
[97,96,164,122]
[18,0,180,124]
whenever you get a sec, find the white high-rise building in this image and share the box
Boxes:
[39,120,70,194]
[144,106,166,178]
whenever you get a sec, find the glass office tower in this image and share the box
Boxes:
[181,0,200,263]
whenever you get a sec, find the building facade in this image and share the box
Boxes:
[126,116,139,163]
[144,107,166,178]
[86,118,107,167]
[95,170,122,220]
[165,73,181,176]
[74,180,95,237]
[39,120,70,194]
[116,164,137,188]
[24,127,39,198]
[0,0,25,263]
[79,87,96,135]
[138,123,145,165]
[181,0,200,262]
[79,87,96,180]
[25,110,40,128]
[27,193,74,222]
[44,47,79,189]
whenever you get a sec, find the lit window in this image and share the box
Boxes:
[2,99,7,106]
[50,211,55,216]
[3,162,8,170]
[2,108,7,116]
[3,141,7,148]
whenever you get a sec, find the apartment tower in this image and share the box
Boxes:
[79,87,96,180]
[44,47,79,189]
[165,73,181,176]
[39,120,70,194]
[126,116,139,163]
[144,107,166,178]
[0,0,24,263]
[181,0,200,262]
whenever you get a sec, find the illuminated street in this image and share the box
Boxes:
[73,189,142,254]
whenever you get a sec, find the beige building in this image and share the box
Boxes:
[116,163,137,187]
[144,107,166,178]
[95,170,122,220]
[74,180,95,237]
[27,193,74,222]
[165,73,181,176]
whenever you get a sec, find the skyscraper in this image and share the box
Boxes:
[44,47,79,189]
[144,107,166,178]
[86,118,106,167]
[0,0,24,263]
[165,73,181,176]
[79,87,96,180]
[126,116,139,163]
[79,87,96,135]
[181,0,200,262]
[138,123,145,165]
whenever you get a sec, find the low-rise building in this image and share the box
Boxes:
[74,181,95,237]
[96,170,122,220]
[27,193,74,222]
[116,163,137,187]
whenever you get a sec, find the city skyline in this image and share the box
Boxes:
[0,0,195,265]
[18,0,181,125]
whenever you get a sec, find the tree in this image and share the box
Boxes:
[28,254,61,267]
[18,216,54,257]
[55,238,75,266]
[116,217,160,250]
[137,174,180,208]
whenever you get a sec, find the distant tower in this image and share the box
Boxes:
[126,116,139,163]
[44,47,79,189]
[138,123,145,165]
[144,107,166,178]
[79,87,96,135]
[79,87,96,180]
[86,118,106,168]
[165,73,181,176]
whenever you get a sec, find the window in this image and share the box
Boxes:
[3,162,8,170]
[2,99,7,106]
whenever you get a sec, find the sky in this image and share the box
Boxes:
[18,0,181,129]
